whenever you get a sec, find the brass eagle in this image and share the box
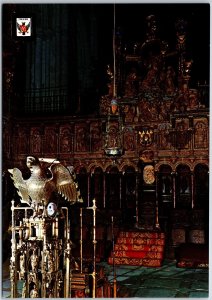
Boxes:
[8,156,83,213]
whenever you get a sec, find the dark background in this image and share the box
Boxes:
[101,3,210,84]
[3,3,210,116]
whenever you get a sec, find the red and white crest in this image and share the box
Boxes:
[16,18,31,37]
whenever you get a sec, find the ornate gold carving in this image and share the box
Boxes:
[143,165,155,185]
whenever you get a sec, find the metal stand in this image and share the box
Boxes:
[86,199,97,298]
[10,201,72,298]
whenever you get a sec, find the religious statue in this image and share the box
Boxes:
[30,250,39,273]
[46,249,55,273]
[30,285,39,298]
[8,156,83,215]
[19,254,25,279]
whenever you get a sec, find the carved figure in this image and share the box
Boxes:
[76,127,87,151]
[60,130,71,153]
[124,131,135,151]
[8,156,82,213]
[195,122,207,148]
[46,249,54,272]
[30,286,39,298]
[32,131,42,153]
[91,128,101,152]
[106,126,120,148]
[45,128,57,153]
[175,120,189,149]
[19,254,25,277]
[30,250,39,272]
[22,282,27,298]
[141,59,159,90]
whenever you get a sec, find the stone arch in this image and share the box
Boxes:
[88,164,103,174]
[105,165,119,173]
[74,164,88,174]
[176,163,191,174]
[119,161,138,173]
[121,165,136,173]
[158,164,173,173]
[193,161,209,170]
[174,161,193,172]
[97,161,114,173]
[155,162,174,172]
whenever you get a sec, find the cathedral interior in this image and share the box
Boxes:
[2,3,210,298]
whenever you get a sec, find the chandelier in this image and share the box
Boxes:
[104,4,124,158]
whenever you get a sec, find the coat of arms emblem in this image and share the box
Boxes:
[16,18,31,36]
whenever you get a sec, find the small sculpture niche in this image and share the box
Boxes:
[30,285,39,298]
[30,249,39,273]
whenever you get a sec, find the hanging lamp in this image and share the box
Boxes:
[104,3,124,158]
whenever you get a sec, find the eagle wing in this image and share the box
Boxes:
[50,164,82,204]
[16,23,21,32]
[26,22,30,31]
[8,168,31,205]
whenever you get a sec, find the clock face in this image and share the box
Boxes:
[47,202,57,217]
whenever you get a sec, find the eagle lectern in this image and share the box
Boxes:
[9,156,83,298]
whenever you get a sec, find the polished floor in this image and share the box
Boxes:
[101,259,209,298]
[1,258,209,298]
